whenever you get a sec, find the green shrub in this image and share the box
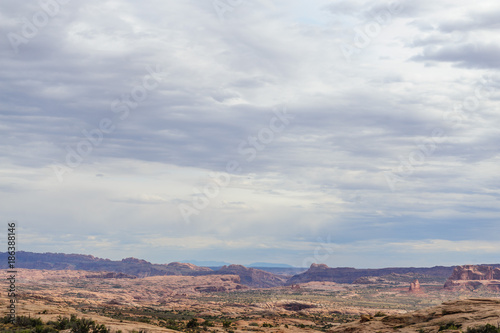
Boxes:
[186,318,199,328]
[439,322,462,331]
[15,316,43,328]
[466,324,500,333]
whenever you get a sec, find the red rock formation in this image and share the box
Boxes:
[217,265,287,288]
[409,279,421,292]
[444,265,500,291]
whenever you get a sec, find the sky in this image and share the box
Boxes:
[1,0,499,268]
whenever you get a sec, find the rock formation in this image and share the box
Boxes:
[444,265,500,291]
[408,279,421,292]
[216,264,287,288]
[329,299,500,332]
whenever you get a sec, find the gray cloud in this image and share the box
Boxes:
[0,0,499,267]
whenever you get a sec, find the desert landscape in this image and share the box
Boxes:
[2,252,500,332]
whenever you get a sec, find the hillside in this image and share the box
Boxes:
[217,264,287,288]
[0,251,283,288]
[329,298,500,332]
[287,263,456,284]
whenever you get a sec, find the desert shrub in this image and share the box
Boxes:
[68,315,109,333]
[186,318,199,328]
[14,316,43,328]
[49,316,71,330]
[374,311,387,317]
[162,319,181,331]
[466,324,500,333]
[261,323,273,327]
[222,321,232,328]
[439,322,462,331]
[32,325,57,333]
[249,322,259,326]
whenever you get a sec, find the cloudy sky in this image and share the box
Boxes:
[1,0,499,268]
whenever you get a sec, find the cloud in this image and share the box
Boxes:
[1,0,500,267]
[412,43,500,69]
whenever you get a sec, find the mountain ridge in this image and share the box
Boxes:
[4,251,500,287]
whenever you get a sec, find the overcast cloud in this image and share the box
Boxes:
[1,0,499,268]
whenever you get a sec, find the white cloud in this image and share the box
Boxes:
[1,0,499,267]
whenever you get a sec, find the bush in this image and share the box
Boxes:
[49,316,70,330]
[439,322,462,331]
[222,321,232,328]
[466,324,500,333]
[15,316,43,328]
[68,315,109,333]
[186,318,199,328]
[374,311,387,317]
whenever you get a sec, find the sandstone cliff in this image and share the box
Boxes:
[329,299,500,333]
[408,279,421,292]
[444,265,500,291]
[217,264,287,288]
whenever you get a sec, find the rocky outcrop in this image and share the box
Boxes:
[329,299,500,332]
[216,265,287,288]
[444,265,500,291]
[408,279,421,292]
[163,262,212,275]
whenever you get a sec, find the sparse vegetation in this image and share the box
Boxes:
[438,322,462,331]
[0,314,110,333]
[466,324,500,333]
[186,318,199,328]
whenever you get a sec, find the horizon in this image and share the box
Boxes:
[5,250,499,270]
[2,0,500,268]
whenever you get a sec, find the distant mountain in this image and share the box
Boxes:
[247,262,295,268]
[0,251,285,288]
[181,260,231,267]
[5,251,492,289]
[0,251,212,277]
[286,263,456,284]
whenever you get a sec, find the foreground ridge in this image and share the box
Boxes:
[329,298,500,332]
